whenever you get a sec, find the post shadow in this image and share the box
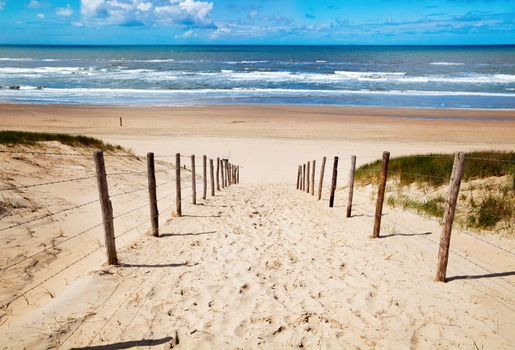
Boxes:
[446,271,515,282]
[159,231,216,238]
[70,336,174,349]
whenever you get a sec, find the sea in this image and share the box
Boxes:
[0,45,514,109]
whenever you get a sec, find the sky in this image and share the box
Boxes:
[0,0,513,45]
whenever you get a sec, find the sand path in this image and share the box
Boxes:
[2,183,513,349]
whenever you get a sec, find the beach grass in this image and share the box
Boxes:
[0,130,123,151]
[355,151,515,187]
[357,151,514,233]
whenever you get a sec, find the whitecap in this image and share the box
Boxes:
[430,62,464,66]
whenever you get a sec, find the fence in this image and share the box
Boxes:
[296,152,514,283]
[0,149,240,312]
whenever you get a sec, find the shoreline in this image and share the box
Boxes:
[1,102,515,117]
[1,101,515,113]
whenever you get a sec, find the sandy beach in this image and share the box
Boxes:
[0,103,514,349]
[0,103,514,183]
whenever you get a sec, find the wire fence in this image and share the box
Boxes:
[295,151,514,285]
[0,150,240,314]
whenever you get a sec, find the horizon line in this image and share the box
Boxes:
[0,43,514,47]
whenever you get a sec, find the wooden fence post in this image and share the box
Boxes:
[318,157,326,201]
[228,162,232,186]
[346,155,356,218]
[191,155,197,205]
[237,166,240,184]
[176,153,182,217]
[311,160,315,196]
[435,152,465,282]
[94,151,118,265]
[302,164,306,191]
[329,156,338,208]
[216,157,221,191]
[210,159,215,196]
[306,161,310,193]
[296,165,301,189]
[224,160,228,187]
[372,151,390,238]
[203,155,207,200]
[147,152,159,237]
[221,159,226,188]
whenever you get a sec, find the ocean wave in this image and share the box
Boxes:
[430,62,465,66]
[1,66,514,84]
[2,86,514,98]
[0,58,35,61]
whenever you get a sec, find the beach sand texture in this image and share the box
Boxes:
[0,104,514,349]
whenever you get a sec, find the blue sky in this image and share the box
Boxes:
[0,0,513,45]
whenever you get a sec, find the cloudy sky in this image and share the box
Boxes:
[0,0,513,44]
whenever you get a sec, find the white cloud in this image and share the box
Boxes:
[72,21,84,27]
[0,0,5,11]
[56,4,73,16]
[80,0,215,28]
[37,13,45,19]
[182,29,195,37]
[27,0,44,9]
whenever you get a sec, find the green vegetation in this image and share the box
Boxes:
[387,195,445,218]
[355,151,515,187]
[0,130,123,151]
[467,194,513,230]
[357,151,514,234]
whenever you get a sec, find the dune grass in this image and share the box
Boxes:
[0,130,123,151]
[356,151,514,233]
[355,151,515,187]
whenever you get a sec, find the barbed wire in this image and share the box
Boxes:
[1,222,104,271]
[464,157,515,164]
[0,150,139,158]
[0,245,103,310]
[110,186,147,199]
[0,198,99,233]
[0,175,97,192]
[351,200,515,292]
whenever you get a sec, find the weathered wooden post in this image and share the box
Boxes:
[302,164,306,191]
[94,151,118,265]
[435,152,465,282]
[306,161,311,193]
[203,155,207,200]
[221,159,226,188]
[329,156,338,208]
[346,155,356,218]
[224,159,229,187]
[228,162,232,186]
[237,166,240,183]
[176,153,182,217]
[147,152,159,237]
[372,151,390,238]
[216,157,221,191]
[318,157,326,200]
[210,159,215,196]
[311,160,315,196]
[119,117,123,127]
[297,165,301,189]
[191,155,197,205]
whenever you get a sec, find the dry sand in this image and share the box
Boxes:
[0,104,514,183]
[0,104,514,349]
